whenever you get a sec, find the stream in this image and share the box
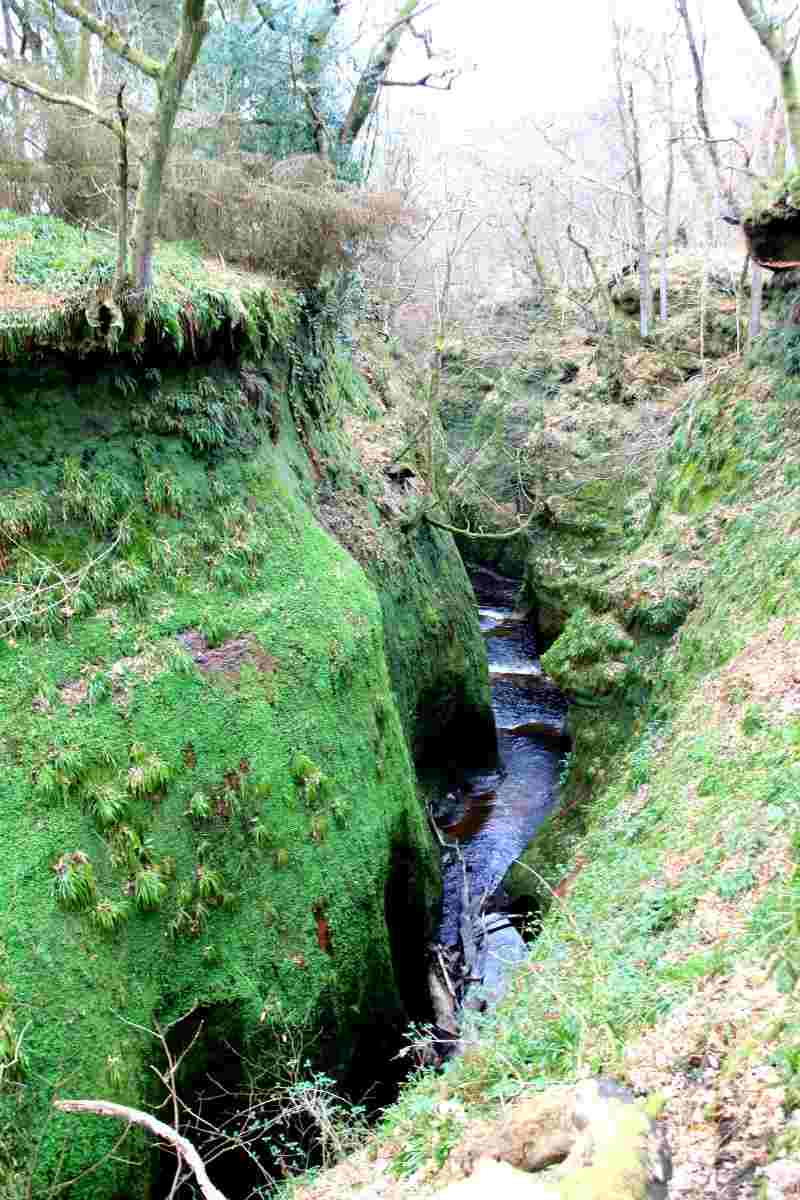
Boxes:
[156,569,568,1197]
[429,567,568,1020]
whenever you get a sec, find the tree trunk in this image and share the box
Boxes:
[750,261,764,340]
[128,0,208,292]
[781,60,800,166]
[679,0,740,222]
[301,1,342,156]
[129,85,181,291]
[338,0,422,153]
[1,0,23,155]
[115,86,129,290]
[76,27,92,99]
[74,0,95,101]
[735,255,747,354]
[735,0,800,164]
[627,82,650,337]
[660,47,676,322]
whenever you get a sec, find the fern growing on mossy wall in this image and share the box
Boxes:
[0,340,463,1200]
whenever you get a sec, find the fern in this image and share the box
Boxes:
[0,488,49,547]
[195,865,223,901]
[133,866,167,911]
[90,899,130,933]
[85,781,128,830]
[52,852,96,910]
[127,746,172,796]
[185,791,211,822]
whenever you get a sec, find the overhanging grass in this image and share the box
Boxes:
[0,210,299,362]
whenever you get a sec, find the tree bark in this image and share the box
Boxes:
[54,1099,228,1200]
[128,0,209,292]
[0,61,122,137]
[115,85,129,290]
[735,0,800,164]
[51,0,163,78]
[627,82,650,337]
[750,260,764,340]
[677,0,740,219]
[660,48,676,321]
[782,59,800,166]
[338,0,422,152]
[0,0,23,154]
[76,14,93,100]
[611,24,650,337]
[567,224,614,321]
[300,0,343,156]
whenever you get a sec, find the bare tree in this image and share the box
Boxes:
[299,0,454,163]
[0,0,209,294]
[612,21,654,337]
[735,0,800,163]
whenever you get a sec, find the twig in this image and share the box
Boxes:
[0,527,123,639]
[435,946,456,998]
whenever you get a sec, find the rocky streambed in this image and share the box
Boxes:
[427,568,568,1037]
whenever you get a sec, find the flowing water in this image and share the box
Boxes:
[436,568,568,947]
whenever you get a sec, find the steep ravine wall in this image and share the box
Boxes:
[0,350,491,1198]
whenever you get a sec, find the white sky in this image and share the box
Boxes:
[384,0,777,146]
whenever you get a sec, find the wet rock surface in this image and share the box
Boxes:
[432,569,568,996]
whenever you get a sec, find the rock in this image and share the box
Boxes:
[496,718,567,740]
[464,913,528,1010]
[436,1078,671,1200]
[436,1157,555,1200]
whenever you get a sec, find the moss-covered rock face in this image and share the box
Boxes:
[0,345,489,1198]
[541,608,635,700]
[373,522,495,766]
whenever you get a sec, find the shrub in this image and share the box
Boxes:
[157,155,413,287]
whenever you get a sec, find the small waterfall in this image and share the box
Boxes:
[435,567,568,948]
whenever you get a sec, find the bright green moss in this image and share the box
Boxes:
[0,358,451,1199]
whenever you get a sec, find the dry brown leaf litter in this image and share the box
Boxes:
[624,966,794,1199]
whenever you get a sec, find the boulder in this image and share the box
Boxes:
[436,1078,671,1200]
[463,913,528,1010]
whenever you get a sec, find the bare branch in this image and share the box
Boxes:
[54,1100,228,1200]
[0,62,122,138]
[424,509,536,540]
[382,68,458,90]
[52,0,164,78]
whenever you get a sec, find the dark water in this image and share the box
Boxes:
[436,572,568,946]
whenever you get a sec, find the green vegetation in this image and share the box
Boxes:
[0,214,497,1199]
[363,279,800,1195]
[0,210,298,362]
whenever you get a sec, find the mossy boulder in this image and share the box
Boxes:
[436,1078,670,1200]
[744,173,800,267]
[0,346,488,1198]
[540,607,634,698]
